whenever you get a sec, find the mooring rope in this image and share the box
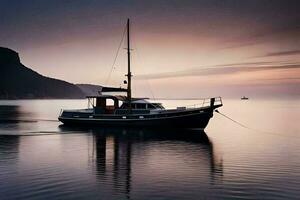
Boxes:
[215,110,250,129]
[215,109,300,139]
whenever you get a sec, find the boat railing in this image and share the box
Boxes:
[183,97,222,109]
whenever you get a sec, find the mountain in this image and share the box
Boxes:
[76,84,102,96]
[0,47,86,99]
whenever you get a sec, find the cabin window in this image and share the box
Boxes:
[118,100,123,108]
[136,103,146,109]
[121,103,129,109]
[153,103,164,109]
[147,104,156,109]
[106,99,114,106]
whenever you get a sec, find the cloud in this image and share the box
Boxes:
[135,62,300,80]
[221,25,300,50]
[256,77,300,81]
[261,50,300,57]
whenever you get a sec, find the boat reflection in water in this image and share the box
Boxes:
[0,105,22,123]
[0,123,223,199]
[0,105,33,123]
[59,126,223,199]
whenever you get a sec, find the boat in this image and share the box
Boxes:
[58,19,223,129]
[241,96,249,100]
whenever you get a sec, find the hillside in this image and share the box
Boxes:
[0,47,85,99]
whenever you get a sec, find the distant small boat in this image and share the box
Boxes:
[241,96,249,100]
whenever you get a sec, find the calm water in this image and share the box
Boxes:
[0,99,299,200]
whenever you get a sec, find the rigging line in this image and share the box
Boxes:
[215,110,300,139]
[105,24,127,85]
[133,43,156,100]
[145,76,156,100]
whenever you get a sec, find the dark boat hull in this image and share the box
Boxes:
[58,108,215,129]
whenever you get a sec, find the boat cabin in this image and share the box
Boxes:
[86,95,164,115]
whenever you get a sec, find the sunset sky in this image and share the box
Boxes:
[1,0,299,98]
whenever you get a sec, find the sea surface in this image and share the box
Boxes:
[0,99,299,200]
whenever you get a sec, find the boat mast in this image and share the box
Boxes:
[126,18,132,103]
